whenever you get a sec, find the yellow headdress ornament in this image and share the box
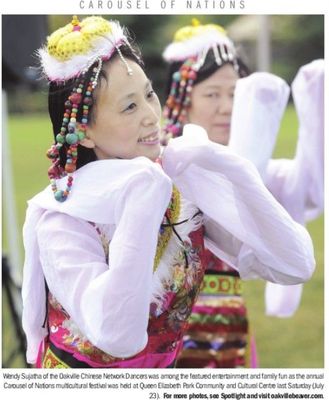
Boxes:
[39,16,133,81]
[163,18,236,67]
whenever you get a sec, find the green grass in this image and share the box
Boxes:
[3,114,51,238]
[3,114,51,367]
[2,106,324,368]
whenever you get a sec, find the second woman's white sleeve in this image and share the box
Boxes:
[264,61,324,317]
[265,60,324,224]
[229,72,290,178]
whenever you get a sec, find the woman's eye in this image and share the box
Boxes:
[147,90,155,99]
[205,93,219,98]
[124,103,137,112]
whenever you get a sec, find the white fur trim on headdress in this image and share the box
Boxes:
[163,31,235,63]
[38,21,129,82]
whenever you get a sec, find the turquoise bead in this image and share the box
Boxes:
[56,134,65,144]
[54,190,65,202]
[66,133,79,145]
[77,131,85,140]
[173,72,181,82]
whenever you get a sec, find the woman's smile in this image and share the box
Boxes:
[138,130,160,145]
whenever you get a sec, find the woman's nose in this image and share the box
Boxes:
[217,96,233,115]
[143,102,160,126]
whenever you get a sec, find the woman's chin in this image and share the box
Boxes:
[209,129,230,146]
[141,144,161,161]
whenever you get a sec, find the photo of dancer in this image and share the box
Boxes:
[2,14,324,370]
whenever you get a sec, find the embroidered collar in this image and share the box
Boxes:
[153,186,181,272]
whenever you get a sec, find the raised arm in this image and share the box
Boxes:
[229,71,290,178]
[265,60,324,223]
[229,64,323,316]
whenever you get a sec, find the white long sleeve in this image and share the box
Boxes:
[22,157,172,363]
[162,124,315,284]
[229,72,290,177]
[228,62,323,317]
[265,59,324,223]
[264,60,324,317]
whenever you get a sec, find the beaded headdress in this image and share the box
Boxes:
[162,19,238,142]
[40,16,136,202]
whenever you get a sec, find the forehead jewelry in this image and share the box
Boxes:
[116,45,133,75]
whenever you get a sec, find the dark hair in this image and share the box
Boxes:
[48,44,144,170]
[165,47,250,98]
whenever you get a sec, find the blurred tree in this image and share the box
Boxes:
[2,15,49,114]
[2,15,48,90]
[271,15,324,83]
[228,15,324,83]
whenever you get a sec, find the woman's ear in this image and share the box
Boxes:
[79,137,95,149]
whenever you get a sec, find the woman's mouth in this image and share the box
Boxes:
[214,123,230,129]
[138,131,160,145]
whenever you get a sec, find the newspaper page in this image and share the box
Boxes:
[1,0,327,399]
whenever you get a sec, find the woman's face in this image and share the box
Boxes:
[187,63,239,145]
[83,57,161,161]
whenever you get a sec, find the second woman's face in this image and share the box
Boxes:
[84,57,161,161]
[188,63,239,145]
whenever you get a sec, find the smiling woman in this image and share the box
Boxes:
[82,59,161,161]
[21,15,315,370]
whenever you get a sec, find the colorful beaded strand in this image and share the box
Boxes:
[46,58,103,202]
[163,58,198,143]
